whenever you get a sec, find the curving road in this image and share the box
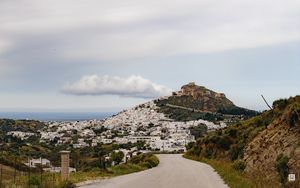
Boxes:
[79,154,228,188]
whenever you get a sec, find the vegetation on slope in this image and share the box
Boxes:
[186,96,300,187]
[1,153,159,187]
[72,153,159,184]
[0,119,45,133]
[0,119,159,187]
[0,118,147,170]
[186,108,275,160]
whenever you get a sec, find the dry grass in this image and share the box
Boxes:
[184,155,280,188]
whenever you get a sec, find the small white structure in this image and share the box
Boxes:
[24,158,51,168]
[288,174,296,182]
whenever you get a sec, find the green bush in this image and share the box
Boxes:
[189,124,208,139]
[111,151,124,165]
[203,148,213,158]
[273,99,288,110]
[128,154,159,168]
[229,142,244,161]
[140,161,153,168]
[144,156,159,168]
[59,180,76,188]
[275,154,289,186]
[232,160,246,172]
[28,176,41,188]
[217,136,232,150]
[227,128,238,138]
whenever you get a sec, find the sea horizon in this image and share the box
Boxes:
[0,111,115,121]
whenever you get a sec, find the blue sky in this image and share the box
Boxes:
[0,0,299,112]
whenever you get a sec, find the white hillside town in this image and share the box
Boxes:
[10,100,226,155]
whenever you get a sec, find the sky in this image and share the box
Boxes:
[0,0,300,113]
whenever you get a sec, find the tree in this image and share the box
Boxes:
[111,151,124,165]
[189,124,208,139]
[94,145,107,169]
[275,154,289,186]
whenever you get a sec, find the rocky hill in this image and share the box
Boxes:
[186,95,300,187]
[101,82,257,130]
[155,82,257,121]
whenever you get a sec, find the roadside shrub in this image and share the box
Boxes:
[111,151,124,165]
[193,146,201,156]
[227,128,238,138]
[28,176,41,188]
[59,180,76,188]
[203,148,213,158]
[129,154,144,164]
[185,142,195,150]
[129,154,159,168]
[232,160,246,172]
[217,136,232,150]
[229,142,245,161]
[140,161,152,168]
[275,154,289,186]
[189,124,208,139]
[144,155,159,168]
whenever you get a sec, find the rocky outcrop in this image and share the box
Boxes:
[176,82,229,102]
[157,82,257,121]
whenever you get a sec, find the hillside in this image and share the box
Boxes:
[186,95,300,187]
[0,83,256,163]
[155,82,257,121]
[0,119,45,133]
[244,97,300,186]
[0,83,260,186]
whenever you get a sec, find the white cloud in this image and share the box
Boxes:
[61,75,172,98]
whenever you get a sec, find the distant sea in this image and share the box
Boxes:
[0,112,115,121]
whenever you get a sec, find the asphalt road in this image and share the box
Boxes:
[79,154,228,188]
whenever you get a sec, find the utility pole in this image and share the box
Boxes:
[261,95,272,110]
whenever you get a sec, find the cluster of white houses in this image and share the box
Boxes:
[5,100,230,171]
[8,100,227,170]
[7,131,36,140]
[35,101,226,152]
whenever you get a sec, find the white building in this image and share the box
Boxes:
[24,158,51,168]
